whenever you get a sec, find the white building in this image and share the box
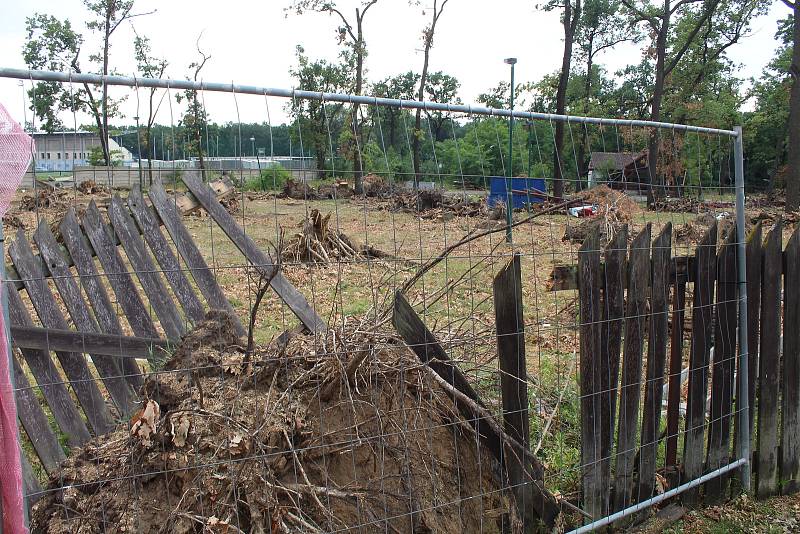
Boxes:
[32,131,133,171]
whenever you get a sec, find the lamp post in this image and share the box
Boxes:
[504,57,517,243]
[250,136,255,158]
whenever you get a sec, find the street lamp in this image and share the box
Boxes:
[504,57,517,243]
[250,137,255,158]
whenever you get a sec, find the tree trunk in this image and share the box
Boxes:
[352,15,365,195]
[413,42,432,187]
[576,35,595,190]
[101,15,111,167]
[787,3,800,211]
[553,0,577,199]
[648,20,668,206]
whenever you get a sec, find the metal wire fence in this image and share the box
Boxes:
[0,68,759,533]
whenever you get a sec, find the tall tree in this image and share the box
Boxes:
[542,0,582,198]
[783,4,800,210]
[132,27,168,184]
[176,35,210,180]
[288,0,383,192]
[411,0,451,184]
[288,46,349,179]
[372,72,419,150]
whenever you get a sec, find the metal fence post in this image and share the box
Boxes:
[734,125,751,492]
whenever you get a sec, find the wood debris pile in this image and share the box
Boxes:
[30,310,513,533]
[391,190,485,219]
[77,179,109,195]
[576,185,641,223]
[283,209,363,264]
[282,179,353,200]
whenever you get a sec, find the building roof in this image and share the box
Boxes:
[588,151,640,171]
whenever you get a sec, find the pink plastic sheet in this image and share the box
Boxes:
[0,102,32,534]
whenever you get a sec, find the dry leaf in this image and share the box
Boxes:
[222,353,245,375]
[130,399,160,447]
[171,414,190,447]
[229,434,250,456]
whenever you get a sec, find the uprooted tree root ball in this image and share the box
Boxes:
[31,311,516,533]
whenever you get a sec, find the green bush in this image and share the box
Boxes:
[244,164,293,191]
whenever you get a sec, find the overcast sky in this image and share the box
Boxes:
[0,0,786,129]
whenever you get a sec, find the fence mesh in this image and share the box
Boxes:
[0,72,774,533]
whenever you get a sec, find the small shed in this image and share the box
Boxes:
[588,150,648,189]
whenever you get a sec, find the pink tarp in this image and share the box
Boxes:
[0,102,31,534]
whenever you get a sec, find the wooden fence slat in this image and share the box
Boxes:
[757,223,782,497]
[666,278,688,470]
[181,173,326,333]
[599,227,627,516]
[493,253,536,532]
[5,285,91,446]
[613,224,651,512]
[22,455,42,507]
[11,325,171,360]
[147,179,244,336]
[59,209,143,388]
[578,229,603,520]
[33,222,138,417]
[682,222,717,506]
[705,227,738,503]
[12,352,66,474]
[108,195,185,339]
[127,185,206,325]
[80,203,160,342]
[746,223,762,452]
[638,223,672,502]
[9,230,115,436]
[781,227,800,494]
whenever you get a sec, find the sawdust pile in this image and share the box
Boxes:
[30,311,512,533]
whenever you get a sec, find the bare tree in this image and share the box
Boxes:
[288,0,384,194]
[176,34,210,180]
[411,0,451,185]
[132,26,168,184]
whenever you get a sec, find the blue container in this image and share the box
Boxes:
[487,177,547,209]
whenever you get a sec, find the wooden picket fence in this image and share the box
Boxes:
[574,219,800,522]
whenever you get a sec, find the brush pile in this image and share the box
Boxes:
[30,311,514,533]
[576,185,641,223]
[283,209,363,264]
[77,179,109,195]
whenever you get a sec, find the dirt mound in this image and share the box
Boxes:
[30,315,511,533]
[576,185,641,222]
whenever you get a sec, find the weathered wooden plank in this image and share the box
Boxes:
[705,228,738,503]
[781,226,800,494]
[682,222,717,506]
[182,173,326,333]
[666,278,688,470]
[59,209,143,389]
[108,194,185,339]
[638,223,672,503]
[613,225,651,512]
[599,227,627,514]
[746,223,762,454]
[393,291,558,527]
[757,223,782,498]
[578,229,603,520]
[12,352,66,474]
[549,255,694,291]
[127,185,206,325]
[81,202,160,342]
[5,285,91,446]
[22,455,43,507]
[9,230,115,436]
[147,178,244,336]
[34,222,138,417]
[11,325,171,360]
[493,253,537,532]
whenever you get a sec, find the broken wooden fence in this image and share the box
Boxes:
[7,175,324,504]
[561,220,800,524]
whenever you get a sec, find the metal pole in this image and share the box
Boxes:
[0,68,738,137]
[733,125,751,492]
[506,61,516,243]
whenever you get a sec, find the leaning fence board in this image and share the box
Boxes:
[34,221,138,417]
[128,185,206,325]
[745,223,762,450]
[757,223,782,497]
[578,229,603,520]
[22,455,42,507]
[613,225,651,512]
[147,179,244,336]
[683,222,717,506]
[493,253,536,532]
[12,352,66,474]
[81,203,160,342]
[638,223,672,503]
[705,228,738,503]
[11,325,171,360]
[5,285,91,446]
[666,278,688,469]
[782,227,800,494]
[599,227,627,516]
[108,195,185,339]
[59,209,143,388]
[9,230,115,436]
[182,173,326,333]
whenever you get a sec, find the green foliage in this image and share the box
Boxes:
[244,164,293,191]
[88,145,123,166]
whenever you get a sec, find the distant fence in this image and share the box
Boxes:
[569,219,799,528]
